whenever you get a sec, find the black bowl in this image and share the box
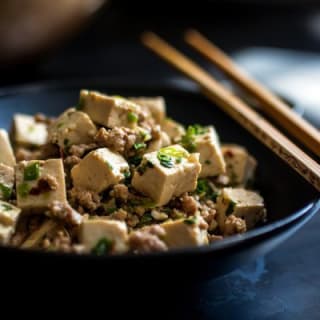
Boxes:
[0,78,319,287]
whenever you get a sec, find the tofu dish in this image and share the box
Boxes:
[0,90,266,255]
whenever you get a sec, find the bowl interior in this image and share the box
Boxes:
[0,80,318,226]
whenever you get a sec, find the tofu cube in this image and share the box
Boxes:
[71,148,129,193]
[80,218,128,254]
[0,129,16,167]
[0,201,21,244]
[48,108,97,150]
[130,96,166,124]
[216,188,266,230]
[80,90,142,129]
[161,217,208,249]
[132,145,201,206]
[0,164,14,200]
[11,114,48,147]
[0,201,21,227]
[146,131,171,153]
[161,118,185,143]
[16,159,67,212]
[222,144,257,186]
[183,126,225,178]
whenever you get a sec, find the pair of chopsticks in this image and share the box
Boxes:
[141,30,320,192]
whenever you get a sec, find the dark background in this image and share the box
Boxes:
[2,1,320,319]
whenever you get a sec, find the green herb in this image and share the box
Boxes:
[106,207,117,215]
[0,183,12,200]
[137,160,154,175]
[184,216,197,225]
[91,238,113,256]
[76,95,85,110]
[128,198,155,209]
[123,170,131,185]
[140,130,152,142]
[129,155,142,166]
[157,153,174,168]
[105,161,113,170]
[127,111,138,123]
[133,142,146,151]
[1,204,12,211]
[205,160,211,165]
[17,183,30,198]
[196,179,219,202]
[180,124,208,152]
[157,146,187,168]
[226,200,237,216]
[138,213,153,227]
[24,162,40,181]
[57,122,64,129]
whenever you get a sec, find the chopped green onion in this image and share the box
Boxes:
[138,213,153,227]
[184,216,197,225]
[1,204,12,211]
[91,238,113,256]
[106,207,117,215]
[226,200,237,215]
[180,124,208,152]
[157,153,174,168]
[57,122,64,129]
[127,111,138,123]
[0,183,12,200]
[17,183,30,198]
[24,162,40,181]
[133,143,146,151]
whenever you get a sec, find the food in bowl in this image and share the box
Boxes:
[0,90,266,255]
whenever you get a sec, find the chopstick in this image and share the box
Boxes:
[141,31,320,192]
[184,29,320,158]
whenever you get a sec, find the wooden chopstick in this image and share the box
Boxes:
[141,31,320,192]
[184,29,320,158]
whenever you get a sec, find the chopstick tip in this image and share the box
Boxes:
[141,31,157,45]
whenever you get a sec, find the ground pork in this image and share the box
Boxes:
[29,175,58,196]
[224,215,247,236]
[94,127,138,156]
[129,225,167,253]
[111,208,128,221]
[64,155,81,168]
[15,144,60,162]
[47,201,83,226]
[199,200,218,232]
[69,143,97,158]
[69,188,101,212]
[110,184,129,201]
[180,193,198,215]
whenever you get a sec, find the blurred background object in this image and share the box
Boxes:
[0,0,106,66]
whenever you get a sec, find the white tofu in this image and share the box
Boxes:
[80,90,142,129]
[71,148,129,193]
[130,97,166,124]
[0,129,16,167]
[12,114,48,147]
[80,218,128,254]
[0,201,21,226]
[0,164,14,200]
[16,159,67,212]
[161,217,208,249]
[191,126,225,178]
[222,144,257,186]
[161,118,185,143]
[132,145,201,206]
[146,131,171,153]
[0,201,21,245]
[216,188,266,231]
[48,108,97,150]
